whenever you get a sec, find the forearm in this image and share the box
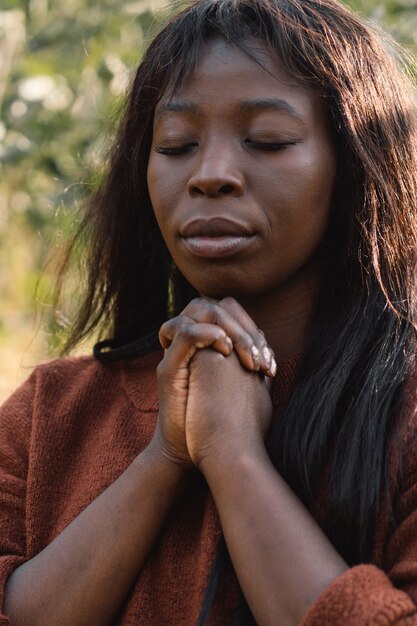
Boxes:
[202,447,348,626]
[4,443,188,626]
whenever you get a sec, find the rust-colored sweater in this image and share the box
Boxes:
[1,350,417,625]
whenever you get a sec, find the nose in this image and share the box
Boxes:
[187,148,244,198]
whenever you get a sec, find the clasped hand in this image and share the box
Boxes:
[151,297,276,475]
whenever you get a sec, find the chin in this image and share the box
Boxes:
[192,280,254,301]
[178,265,269,301]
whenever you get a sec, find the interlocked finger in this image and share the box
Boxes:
[160,315,232,355]
[218,297,276,377]
[159,321,233,370]
[179,297,276,377]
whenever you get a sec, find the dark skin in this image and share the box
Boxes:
[148,37,336,359]
[4,38,347,626]
[152,39,348,625]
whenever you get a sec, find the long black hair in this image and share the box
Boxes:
[56,0,417,617]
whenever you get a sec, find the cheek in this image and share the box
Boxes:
[263,156,335,257]
[147,156,187,231]
[274,147,335,211]
[147,157,195,271]
[147,157,166,213]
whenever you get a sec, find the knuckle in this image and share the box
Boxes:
[219,296,239,310]
[189,299,220,324]
[169,314,191,332]
[160,316,179,332]
[192,296,210,309]
[204,303,221,324]
[184,297,217,314]
[178,323,195,339]
[159,320,171,335]
[202,301,218,317]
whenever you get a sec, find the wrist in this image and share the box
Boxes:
[199,440,269,484]
[133,441,191,498]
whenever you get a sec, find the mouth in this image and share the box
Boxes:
[180,217,255,259]
[182,235,253,258]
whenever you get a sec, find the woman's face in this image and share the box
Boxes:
[147,38,336,301]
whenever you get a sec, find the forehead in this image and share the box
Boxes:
[155,37,323,122]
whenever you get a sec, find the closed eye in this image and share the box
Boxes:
[245,140,296,151]
[155,144,197,155]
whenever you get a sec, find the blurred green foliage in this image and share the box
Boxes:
[0,0,173,377]
[0,0,416,395]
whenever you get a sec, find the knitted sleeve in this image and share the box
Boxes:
[300,565,417,625]
[301,416,417,625]
[0,371,36,624]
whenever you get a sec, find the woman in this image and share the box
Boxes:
[1,0,417,624]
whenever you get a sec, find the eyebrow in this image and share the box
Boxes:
[155,100,197,119]
[239,98,304,123]
[155,98,305,123]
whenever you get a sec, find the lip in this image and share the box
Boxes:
[181,217,254,238]
[182,235,253,258]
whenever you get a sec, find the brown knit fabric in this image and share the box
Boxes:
[0,350,417,625]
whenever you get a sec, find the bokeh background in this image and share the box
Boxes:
[0,0,416,402]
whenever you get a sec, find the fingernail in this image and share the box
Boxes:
[262,346,272,368]
[251,345,261,370]
[226,336,233,351]
[269,357,277,377]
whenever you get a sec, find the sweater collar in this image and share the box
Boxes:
[119,350,163,411]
